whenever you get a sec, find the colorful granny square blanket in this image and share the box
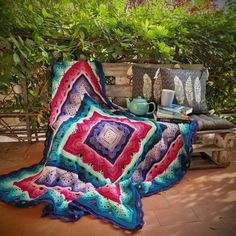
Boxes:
[0,61,198,230]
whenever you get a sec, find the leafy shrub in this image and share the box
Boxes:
[0,0,235,125]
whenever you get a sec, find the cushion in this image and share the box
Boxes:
[190,114,236,130]
[132,65,162,103]
[160,68,208,114]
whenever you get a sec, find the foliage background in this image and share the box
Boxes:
[0,0,235,126]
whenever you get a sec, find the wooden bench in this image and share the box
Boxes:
[102,63,236,169]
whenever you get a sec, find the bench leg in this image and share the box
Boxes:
[212,133,235,167]
[212,151,230,167]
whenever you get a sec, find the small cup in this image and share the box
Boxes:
[161,89,175,107]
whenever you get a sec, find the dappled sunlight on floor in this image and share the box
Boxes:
[0,142,236,236]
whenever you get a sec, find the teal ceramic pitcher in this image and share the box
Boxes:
[126,96,156,116]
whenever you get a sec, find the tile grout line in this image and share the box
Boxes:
[190,205,205,222]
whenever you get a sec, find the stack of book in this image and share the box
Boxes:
[154,104,193,123]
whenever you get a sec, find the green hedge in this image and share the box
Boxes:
[0,0,235,126]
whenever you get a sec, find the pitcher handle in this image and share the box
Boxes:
[147,102,156,114]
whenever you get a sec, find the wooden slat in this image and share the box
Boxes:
[103,63,131,77]
[21,81,31,143]
[0,112,39,117]
[102,63,204,77]
[135,63,204,69]
[0,134,46,142]
[196,129,235,135]
[115,77,130,85]
[193,144,225,152]
[0,128,46,133]
[112,97,127,107]
[106,85,132,97]
[190,156,223,169]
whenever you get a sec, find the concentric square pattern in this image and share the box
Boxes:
[63,103,154,182]
[85,120,134,164]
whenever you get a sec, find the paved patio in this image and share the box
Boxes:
[0,142,235,236]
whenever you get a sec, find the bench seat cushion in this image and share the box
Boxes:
[190,114,235,131]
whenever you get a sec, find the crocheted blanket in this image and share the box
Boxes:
[0,61,197,230]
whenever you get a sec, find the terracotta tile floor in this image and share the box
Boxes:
[0,142,236,236]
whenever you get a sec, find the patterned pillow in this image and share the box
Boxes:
[47,94,164,184]
[50,61,110,130]
[160,68,208,114]
[132,65,162,103]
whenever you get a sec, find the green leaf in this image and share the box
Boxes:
[42,8,54,19]
[79,31,85,40]
[10,35,20,49]
[35,15,44,25]
[13,53,20,65]
[112,52,117,59]
[157,42,171,54]
[10,36,28,59]
[28,4,33,12]
[0,77,12,84]
[25,39,35,48]
[145,30,155,40]
[32,33,44,44]
[154,26,169,37]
